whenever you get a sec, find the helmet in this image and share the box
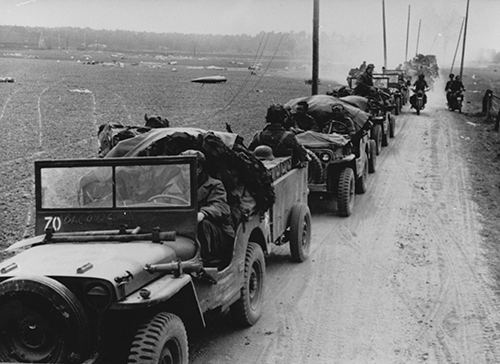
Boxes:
[366,63,375,70]
[418,74,425,79]
[265,104,287,124]
[331,104,345,114]
[254,145,274,160]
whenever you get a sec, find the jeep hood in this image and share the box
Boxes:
[0,239,194,299]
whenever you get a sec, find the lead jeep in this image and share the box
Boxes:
[0,154,310,363]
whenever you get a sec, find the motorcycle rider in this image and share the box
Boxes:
[411,74,429,108]
[448,75,465,110]
[445,73,455,106]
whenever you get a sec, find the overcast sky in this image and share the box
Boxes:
[0,0,498,67]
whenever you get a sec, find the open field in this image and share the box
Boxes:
[0,52,334,246]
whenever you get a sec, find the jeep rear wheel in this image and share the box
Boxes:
[337,167,355,217]
[231,242,265,326]
[0,276,90,363]
[368,140,377,173]
[127,312,188,364]
[289,204,312,262]
[371,124,382,155]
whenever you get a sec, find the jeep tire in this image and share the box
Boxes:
[231,242,265,326]
[337,167,355,217]
[382,122,389,147]
[389,114,396,138]
[289,204,312,262]
[368,140,377,173]
[0,276,90,363]
[127,312,188,364]
[355,155,368,194]
[372,124,382,155]
[306,149,323,184]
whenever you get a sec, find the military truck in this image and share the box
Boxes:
[0,144,310,362]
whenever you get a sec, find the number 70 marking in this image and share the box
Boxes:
[44,216,62,231]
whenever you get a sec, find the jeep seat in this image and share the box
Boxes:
[163,236,198,261]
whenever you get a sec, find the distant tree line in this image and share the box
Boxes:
[0,25,363,62]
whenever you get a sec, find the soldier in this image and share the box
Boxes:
[181,149,234,264]
[412,74,429,106]
[288,101,319,131]
[445,73,455,105]
[354,63,376,97]
[248,104,307,167]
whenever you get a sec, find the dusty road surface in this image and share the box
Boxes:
[190,87,500,363]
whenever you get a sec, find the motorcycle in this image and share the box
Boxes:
[410,88,426,115]
[448,91,464,113]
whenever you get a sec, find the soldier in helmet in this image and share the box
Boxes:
[288,101,319,132]
[248,104,307,167]
[354,63,376,97]
[180,149,234,264]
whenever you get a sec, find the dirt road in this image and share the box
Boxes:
[190,87,500,363]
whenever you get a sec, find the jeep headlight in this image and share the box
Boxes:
[85,283,112,311]
[320,153,331,162]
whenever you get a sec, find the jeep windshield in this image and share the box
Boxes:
[38,158,192,209]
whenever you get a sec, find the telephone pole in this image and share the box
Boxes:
[451,18,465,74]
[312,0,320,95]
[459,0,470,79]
[405,4,411,61]
[415,19,421,56]
[382,0,387,69]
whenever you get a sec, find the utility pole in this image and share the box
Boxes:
[312,0,320,95]
[451,18,465,74]
[382,0,387,69]
[415,19,421,56]
[459,0,470,79]
[405,4,411,61]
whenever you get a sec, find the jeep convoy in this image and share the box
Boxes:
[0,75,403,363]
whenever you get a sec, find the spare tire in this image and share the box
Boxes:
[0,276,90,363]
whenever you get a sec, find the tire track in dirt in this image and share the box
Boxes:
[389,91,500,363]
[0,88,20,123]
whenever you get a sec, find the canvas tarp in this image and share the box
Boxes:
[295,130,349,149]
[284,94,370,130]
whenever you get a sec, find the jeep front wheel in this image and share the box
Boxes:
[231,242,265,326]
[127,312,188,364]
[371,124,382,155]
[337,167,355,217]
[368,140,377,173]
[289,204,312,262]
[0,276,90,364]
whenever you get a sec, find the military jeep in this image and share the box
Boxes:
[284,95,375,217]
[340,92,395,156]
[0,154,310,364]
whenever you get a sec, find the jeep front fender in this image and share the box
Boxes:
[112,274,193,309]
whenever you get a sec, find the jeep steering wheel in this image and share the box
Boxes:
[147,194,189,205]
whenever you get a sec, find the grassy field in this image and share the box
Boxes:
[0,50,336,246]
